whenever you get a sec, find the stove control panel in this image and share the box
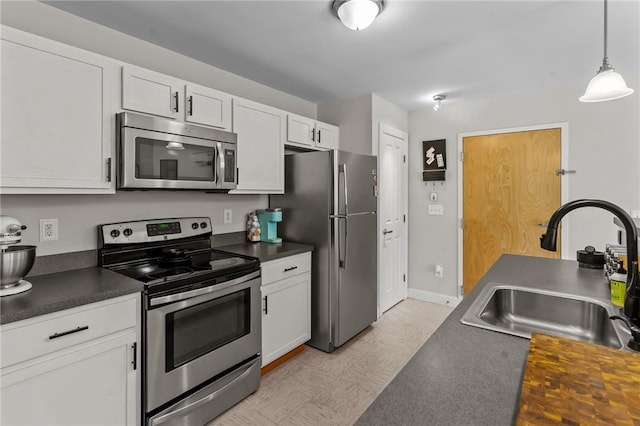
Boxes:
[100,217,212,245]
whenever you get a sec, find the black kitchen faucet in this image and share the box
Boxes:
[540,199,640,350]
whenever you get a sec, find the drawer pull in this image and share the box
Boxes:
[284,266,298,272]
[48,326,89,340]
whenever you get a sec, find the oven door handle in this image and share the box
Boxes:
[148,356,260,426]
[149,269,260,307]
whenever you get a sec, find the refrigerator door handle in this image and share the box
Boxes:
[338,163,348,269]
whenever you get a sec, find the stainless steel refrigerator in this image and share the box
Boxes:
[270,150,377,352]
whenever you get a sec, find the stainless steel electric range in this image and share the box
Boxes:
[98,217,261,426]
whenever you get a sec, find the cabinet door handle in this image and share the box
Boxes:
[311,128,316,142]
[188,95,193,116]
[48,326,89,340]
[174,91,179,113]
[263,296,268,315]
[317,130,321,144]
[284,266,298,272]
[106,157,112,182]
[131,342,137,371]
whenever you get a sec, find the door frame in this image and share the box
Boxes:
[378,123,409,317]
[457,122,569,298]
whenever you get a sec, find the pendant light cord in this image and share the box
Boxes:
[603,0,608,62]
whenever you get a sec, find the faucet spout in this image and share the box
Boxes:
[540,199,640,328]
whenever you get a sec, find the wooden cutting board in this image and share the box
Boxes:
[516,333,640,425]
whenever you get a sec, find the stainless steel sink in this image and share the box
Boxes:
[460,283,626,349]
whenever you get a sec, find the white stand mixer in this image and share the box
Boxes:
[0,216,36,296]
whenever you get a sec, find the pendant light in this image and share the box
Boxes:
[579,0,634,102]
[331,0,384,31]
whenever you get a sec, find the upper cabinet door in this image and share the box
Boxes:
[0,26,115,193]
[122,64,181,119]
[315,121,339,150]
[184,83,232,131]
[231,98,285,194]
[286,114,316,147]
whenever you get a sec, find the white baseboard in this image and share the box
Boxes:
[408,288,462,308]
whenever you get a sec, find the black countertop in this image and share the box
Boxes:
[218,241,313,262]
[1,267,143,325]
[0,241,312,326]
[356,254,614,426]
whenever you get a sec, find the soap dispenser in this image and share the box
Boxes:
[610,259,627,307]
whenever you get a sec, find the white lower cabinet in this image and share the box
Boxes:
[260,252,311,367]
[0,294,140,426]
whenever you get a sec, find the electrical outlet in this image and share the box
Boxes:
[428,204,444,215]
[40,219,59,242]
[223,209,232,224]
[435,264,443,278]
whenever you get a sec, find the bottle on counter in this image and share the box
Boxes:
[610,259,627,307]
[247,211,261,242]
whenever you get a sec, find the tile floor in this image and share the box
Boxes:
[210,298,453,426]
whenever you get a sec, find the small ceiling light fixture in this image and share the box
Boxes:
[433,95,446,111]
[331,0,384,31]
[579,0,634,102]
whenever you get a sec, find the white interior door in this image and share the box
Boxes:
[378,124,408,314]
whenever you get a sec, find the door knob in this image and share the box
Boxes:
[383,229,393,235]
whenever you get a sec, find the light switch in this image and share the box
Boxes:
[428,204,444,215]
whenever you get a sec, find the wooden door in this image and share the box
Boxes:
[462,129,561,294]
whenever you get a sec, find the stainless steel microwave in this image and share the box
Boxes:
[116,112,237,191]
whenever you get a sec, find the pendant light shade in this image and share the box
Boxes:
[332,0,384,31]
[579,68,634,102]
[579,0,634,102]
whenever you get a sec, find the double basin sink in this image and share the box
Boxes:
[460,282,630,349]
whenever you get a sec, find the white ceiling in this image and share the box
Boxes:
[45,0,639,111]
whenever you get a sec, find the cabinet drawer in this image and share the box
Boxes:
[1,295,138,369]
[261,252,311,286]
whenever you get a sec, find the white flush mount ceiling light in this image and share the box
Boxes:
[579,0,634,102]
[331,0,385,31]
[433,95,446,111]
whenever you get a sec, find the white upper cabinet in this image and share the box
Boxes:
[121,65,233,131]
[315,121,339,150]
[286,114,316,147]
[122,65,181,119]
[231,98,285,194]
[185,83,232,130]
[286,113,339,151]
[0,26,116,194]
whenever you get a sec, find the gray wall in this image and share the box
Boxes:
[318,94,373,155]
[408,82,640,300]
[317,93,409,155]
[0,1,317,256]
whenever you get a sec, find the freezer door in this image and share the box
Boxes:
[335,212,377,347]
[335,150,377,215]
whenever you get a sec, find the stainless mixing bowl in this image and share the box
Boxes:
[1,245,36,286]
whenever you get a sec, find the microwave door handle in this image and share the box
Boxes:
[213,146,219,184]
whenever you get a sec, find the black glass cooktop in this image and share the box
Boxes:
[109,249,257,286]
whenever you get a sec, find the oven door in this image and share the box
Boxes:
[145,270,261,412]
[119,126,222,190]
